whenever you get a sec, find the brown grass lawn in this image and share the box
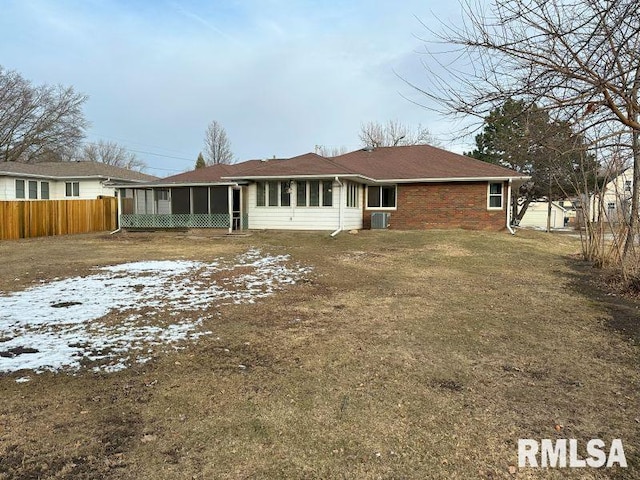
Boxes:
[0,229,638,479]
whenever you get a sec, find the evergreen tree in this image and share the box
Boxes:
[195,152,206,169]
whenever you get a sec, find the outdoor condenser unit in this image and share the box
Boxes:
[371,212,391,229]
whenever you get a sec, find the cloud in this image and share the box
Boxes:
[0,0,471,174]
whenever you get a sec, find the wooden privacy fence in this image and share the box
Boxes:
[0,198,117,240]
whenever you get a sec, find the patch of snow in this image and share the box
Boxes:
[0,248,311,376]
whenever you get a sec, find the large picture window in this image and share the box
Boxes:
[367,185,396,209]
[488,182,503,209]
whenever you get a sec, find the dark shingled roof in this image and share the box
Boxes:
[331,145,527,181]
[0,161,157,182]
[117,145,527,187]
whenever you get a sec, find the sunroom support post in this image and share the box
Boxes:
[228,185,233,234]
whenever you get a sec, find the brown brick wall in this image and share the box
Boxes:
[364,182,507,231]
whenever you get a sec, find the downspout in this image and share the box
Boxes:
[110,187,123,234]
[506,179,515,235]
[330,176,343,237]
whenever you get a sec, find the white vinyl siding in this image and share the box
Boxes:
[0,177,121,200]
[247,181,342,230]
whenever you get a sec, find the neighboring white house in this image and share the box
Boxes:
[0,161,156,201]
[589,167,633,224]
[519,201,569,229]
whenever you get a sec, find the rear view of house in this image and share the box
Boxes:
[116,145,528,233]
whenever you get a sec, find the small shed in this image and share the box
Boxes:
[519,201,568,229]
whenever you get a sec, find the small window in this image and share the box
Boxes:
[15,180,25,199]
[41,181,49,199]
[155,189,169,201]
[256,181,266,206]
[488,182,503,209]
[608,202,616,209]
[309,180,320,207]
[322,181,333,207]
[367,185,396,208]
[268,181,278,206]
[66,182,79,197]
[347,182,359,208]
[296,181,307,206]
[280,181,291,207]
[625,180,632,192]
[28,181,38,199]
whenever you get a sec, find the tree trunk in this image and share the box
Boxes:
[623,127,640,258]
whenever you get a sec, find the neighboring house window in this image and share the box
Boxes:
[256,181,266,206]
[608,202,616,209]
[28,181,38,199]
[367,185,396,209]
[41,182,50,199]
[15,180,25,199]
[347,182,359,208]
[268,181,278,206]
[322,181,333,207]
[625,180,632,192]
[65,182,79,197]
[488,182,503,209]
[280,181,291,207]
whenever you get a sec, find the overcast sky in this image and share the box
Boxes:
[1,0,474,176]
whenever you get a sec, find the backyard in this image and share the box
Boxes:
[0,229,638,479]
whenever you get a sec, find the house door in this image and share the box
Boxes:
[232,188,241,231]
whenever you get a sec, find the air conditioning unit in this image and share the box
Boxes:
[371,212,390,229]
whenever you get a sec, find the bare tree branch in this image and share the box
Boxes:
[204,120,234,165]
[0,66,88,163]
[81,140,147,172]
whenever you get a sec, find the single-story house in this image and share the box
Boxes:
[114,145,528,233]
[0,161,157,201]
[519,201,569,229]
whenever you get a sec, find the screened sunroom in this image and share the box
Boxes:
[117,184,247,231]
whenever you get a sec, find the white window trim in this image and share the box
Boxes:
[365,185,397,211]
[65,181,80,197]
[487,182,504,210]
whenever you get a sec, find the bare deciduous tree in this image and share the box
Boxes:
[359,120,439,148]
[81,140,147,172]
[0,66,88,163]
[204,120,234,165]
[314,145,349,157]
[414,0,640,269]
